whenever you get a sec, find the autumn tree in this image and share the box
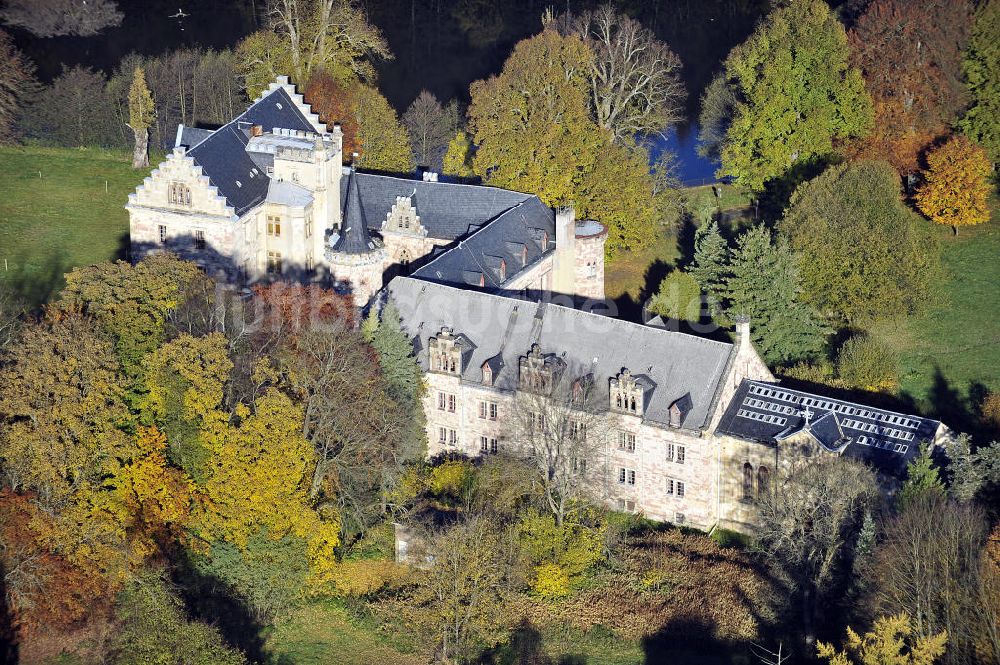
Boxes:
[0,0,122,37]
[402,90,460,171]
[756,455,879,645]
[817,613,948,665]
[849,0,972,176]
[0,29,34,143]
[304,70,360,158]
[354,84,414,172]
[873,492,989,665]
[915,136,993,233]
[959,0,1000,164]
[836,335,900,393]
[126,66,155,168]
[975,524,1000,664]
[726,225,830,365]
[780,161,939,325]
[557,5,685,142]
[59,254,211,378]
[236,0,391,98]
[442,130,475,178]
[468,28,658,252]
[707,0,872,192]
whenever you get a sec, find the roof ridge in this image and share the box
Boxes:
[393,277,734,349]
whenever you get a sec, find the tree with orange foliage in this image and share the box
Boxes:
[977,524,1000,664]
[916,136,993,233]
[849,0,973,177]
[305,70,360,159]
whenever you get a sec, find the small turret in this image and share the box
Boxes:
[326,170,386,306]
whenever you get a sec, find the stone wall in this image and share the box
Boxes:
[574,221,607,301]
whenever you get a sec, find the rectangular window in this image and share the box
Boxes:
[267,215,282,237]
[618,468,626,484]
[438,427,447,443]
[438,392,446,411]
[677,446,686,464]
[628,469,636,485]
[618,468,636,485]
[448,429,458,446]
[194,229,206,250]
[480,436,498,454]
[305,215,313,239]
[447,394,456,413]
[665,443,674,461]
[479,401,487,419]
[489,402,498,420]
[572,457,587,475]
[570,421,586,441]
[666,479,674,495]
[618,431,636,452]
[158,225,167,244]
[677,481,685,497]
[266,251,282,275]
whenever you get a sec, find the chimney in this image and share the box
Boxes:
[735,315,751,345]
[251,125,263,137]
[552,205,576,295]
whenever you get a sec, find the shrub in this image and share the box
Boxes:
[518,510,605,580]
[427,460,473,501]
[980,392,1000,430]
[836,335,900,392]
[532,563,571,598]
[646,271,702,323]
[333,559,407,598]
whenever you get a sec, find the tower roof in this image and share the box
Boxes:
[332,170,380,254]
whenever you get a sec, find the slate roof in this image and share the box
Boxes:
[332,171,380,254]
[715,379,943,477]
[388,277,734,430]
[174,125,215,150]
[340,172,532,240]
[186,87,317,216]
[411,197,555,291]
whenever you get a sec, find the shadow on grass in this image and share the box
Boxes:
[1,248,68,310]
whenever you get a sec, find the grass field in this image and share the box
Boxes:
[0,145,149,304]
[869,211,1000,424]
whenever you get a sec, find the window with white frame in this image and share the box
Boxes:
[478,401,498,420]
[158,225,167,244]
[618,467,636,486]
[266,251,282,274]
[665,443,674,461]
[267,215,282,237]
[480,436,498,454]
[676,481,685,497]
[194,229,206,250]
[677,446,685,464]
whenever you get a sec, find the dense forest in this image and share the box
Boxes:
[0,0,998,664]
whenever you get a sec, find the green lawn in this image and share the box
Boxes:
[869,212,1000,423]
[263,599,425,665]
[0,145,149,305]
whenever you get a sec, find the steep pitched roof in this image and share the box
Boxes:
[340,172,532,240]
[388,278,734,430]
[716,379,942,477]
[410,197,555,291]
[332,171,379,254]
[186,87,317,216]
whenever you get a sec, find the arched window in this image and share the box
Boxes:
[757,466,770,500]
[742,463,754,502]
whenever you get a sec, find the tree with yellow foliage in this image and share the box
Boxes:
[916,136,993,233]
[442,130,475,178]
[817,614,948,665]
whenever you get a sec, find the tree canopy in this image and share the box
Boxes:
[959,0,1000,163]
[848,0,972,175]
[780,160,940,325]
[710,0,872,192]
[916,136,993,231]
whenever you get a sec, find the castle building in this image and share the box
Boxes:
[127,76,951,533]
[387,278,950,533]
[127,77,606,307]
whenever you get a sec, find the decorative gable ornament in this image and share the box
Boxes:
[429,326,462,375]
[611,368,644,417]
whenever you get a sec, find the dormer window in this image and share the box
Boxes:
[519,343,560,394]
[428,327,462,376]
[168,182,192,206]
[610,368,644,417]
[482,362,493,386]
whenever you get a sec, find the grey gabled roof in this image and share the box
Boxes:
[174,125,215,150]
[388,277,734,430]
[340,172,532,240]
[716,379,942,477]
[266,179,313,207]
[187,87,317,216]
[411,197,555,291]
